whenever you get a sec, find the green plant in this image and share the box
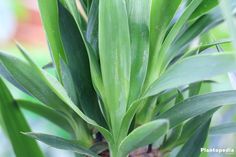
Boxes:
[1,0,236,157]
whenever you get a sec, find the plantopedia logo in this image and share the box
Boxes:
[201,148,235,154]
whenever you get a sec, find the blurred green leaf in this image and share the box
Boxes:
[0,62,30,95]
[0,47,112,142]
[0,78,44,157]
[24,133,99,157]
[219,0,236,49]
[210,123,236,135]
[160,91,184,150]
[189,82,202,97]
[0,51,68,111]
[190,0,218,20]
[90,142,108,154]
[17,100,72,133]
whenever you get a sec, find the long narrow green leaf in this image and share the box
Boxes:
[99,0,131,136]
[37,0,66,80]
[145,53,236,97]
[126,0,150,105]
[190,0,218,20]
[23,49,112,141]
[0,78,44,157]
[24,133,99,157]
[119,119,169,156]
[168,7,235,64]
[210,123,236,135]
[60,59,78,105]
[169,2,236,65]
[175,109,217,146]
[58,2,106,127]
[0,52,67,111]
[158,0,204,74]
[158,90,236,128]
[146,0,182,86]
[17,100,72,133]
[176,119,211,157]
[219,0,236,49]
[63,0,104,97]
[0,49,112,141]
[86,0,99,56]
[160,91,184,150]
[63,0,87,32]
[19,48,112,141]
[0,62,30,95]
[120,52,236,139]
[175,39,231,62]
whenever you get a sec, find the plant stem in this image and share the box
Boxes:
[109,144,123,157]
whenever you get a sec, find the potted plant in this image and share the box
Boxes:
[1,0,236,157]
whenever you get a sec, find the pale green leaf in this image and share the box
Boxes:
[210,123,236,135]
[0,49,112,142]
[126,0,150,105]
[158,91,236,128]
[145,53,236,97]
[99,0,131,136]
[119,119,169,156]
[17,100,72,133]
[146,0,182,86]
[158,0,204,75]
[24,133,99,157]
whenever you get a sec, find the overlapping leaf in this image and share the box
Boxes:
[146,0,182,86]
[126,0,150,105]
[176,119,211,157]
[145,53,236,97]
[38,0,66,80]
[0,48,112,141]
[0,78,44,157]
[58,2,106,127]
[25,133,99,157]
[17,100,72,133]
[119,119,169,156]
[99,0,131,136]
[210,123,236,135]
[158,90,236,128]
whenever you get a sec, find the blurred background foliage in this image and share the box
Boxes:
[0,0,235,157]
